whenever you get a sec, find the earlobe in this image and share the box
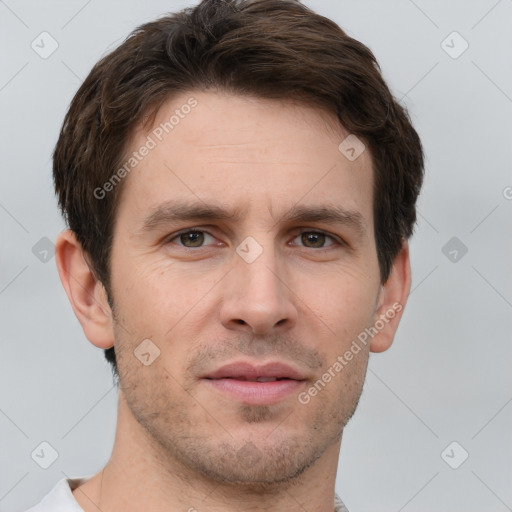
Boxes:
[369,241,411,353]
[55,229,115,350]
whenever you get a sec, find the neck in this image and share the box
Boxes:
[73,391,342,512]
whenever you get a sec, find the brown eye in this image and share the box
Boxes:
[301,232,325,248]
[168,230,216,248]
[294,231,337,249]
[180,231,205,247]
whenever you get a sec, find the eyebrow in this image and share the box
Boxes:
[140,201,244,233]
[139,200,367,238]
[280,204,367,237]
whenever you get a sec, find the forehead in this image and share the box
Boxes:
[115,90,374,232]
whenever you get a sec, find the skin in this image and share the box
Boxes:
[56,90,411,512]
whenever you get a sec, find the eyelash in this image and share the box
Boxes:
[165,228,343,250]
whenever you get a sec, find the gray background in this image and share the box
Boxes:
[1,0,511,511]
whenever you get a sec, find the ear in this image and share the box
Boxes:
[369,240,411,353]
[55,229,115,349]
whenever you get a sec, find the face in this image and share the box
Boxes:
[108,90,382,487]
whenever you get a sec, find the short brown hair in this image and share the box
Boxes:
[53,0,424,379]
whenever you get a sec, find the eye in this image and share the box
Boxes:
[292,231,338,249]
[167,229,216,248]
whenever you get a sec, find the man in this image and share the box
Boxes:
[26,0,424,510]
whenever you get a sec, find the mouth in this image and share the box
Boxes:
[210,376,294,382]
[202,361,308,405]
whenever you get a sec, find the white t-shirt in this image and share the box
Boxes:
[24,476,349,512]
[24,475,94,512]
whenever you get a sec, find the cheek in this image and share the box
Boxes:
[297,265,378,332]
[112,256,222,337]
[110,256,170,335]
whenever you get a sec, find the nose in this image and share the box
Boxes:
[219,247,299,335]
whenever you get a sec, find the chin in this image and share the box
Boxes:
[175,434,325,491]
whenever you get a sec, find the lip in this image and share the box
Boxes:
[203,361,307,381]
[202,361,308,405]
